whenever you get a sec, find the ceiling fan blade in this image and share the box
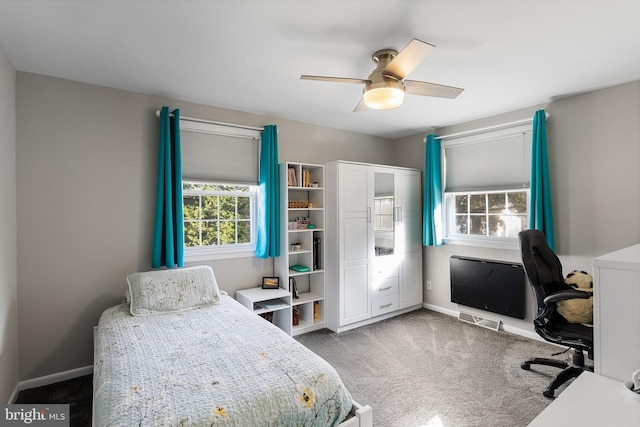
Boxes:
[300,75,370,84]
[404,80,464,99]
[353,97,368,112]
[384,38,435,79]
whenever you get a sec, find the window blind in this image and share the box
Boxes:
[444,125,531,192]
[180,121,260,184]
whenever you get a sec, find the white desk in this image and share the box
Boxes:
[528,372,640,426]
[592,244,640,382]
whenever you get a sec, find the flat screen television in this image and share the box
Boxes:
[450,255,526,319]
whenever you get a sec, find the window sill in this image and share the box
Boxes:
[185,247,257,262]
[443,237,519,251]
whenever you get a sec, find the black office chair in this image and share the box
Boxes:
[518,230,594,398]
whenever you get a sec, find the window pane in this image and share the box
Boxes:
[237,221,251,244]
[202,196,218,220]
[183,196,200,220]
[184,222,200,247]
[219,196,236,220]
[508,192,528,213]
[488,215,505,236]
[517,216,528,236]
[488,193,505,213]
[469,195,486,214]
[455,195,468,214]
[219,221,236,245]
[455,215,468,234]
[237,196,250,219]
[503,215,528,237]
[202,221,218,246]
[470,215,486,235]
[183,182,200,191]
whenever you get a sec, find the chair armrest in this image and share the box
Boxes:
[543,289,592,306]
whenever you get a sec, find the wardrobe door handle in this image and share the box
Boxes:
[379,286,392,291]
[367,207,372,223]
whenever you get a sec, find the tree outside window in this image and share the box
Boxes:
[451,190,528,238]
[183,182,256,248]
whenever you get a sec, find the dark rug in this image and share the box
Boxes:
[15,374,92,427]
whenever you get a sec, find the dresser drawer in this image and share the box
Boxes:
[372,277,399,298]
[371,294,398,317]
[373,258,399,280]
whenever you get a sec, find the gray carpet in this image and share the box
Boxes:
[296,308,582,427]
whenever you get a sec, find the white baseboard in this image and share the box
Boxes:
[422,303,548,344]
[9,365,93,403]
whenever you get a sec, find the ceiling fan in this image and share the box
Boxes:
[301,38,464,112]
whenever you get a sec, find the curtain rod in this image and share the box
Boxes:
[155,110,264,132]
[424,112,550,142]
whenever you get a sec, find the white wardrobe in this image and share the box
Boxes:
[325,161,423,332]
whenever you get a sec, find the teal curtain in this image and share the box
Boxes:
[529,109,555,250]
[255,125,280,258]
[152,106,184,268]
[423,134,443,246]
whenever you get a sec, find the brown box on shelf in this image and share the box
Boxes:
[289,201,308,208]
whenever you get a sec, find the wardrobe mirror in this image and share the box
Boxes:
[374,171,394,256]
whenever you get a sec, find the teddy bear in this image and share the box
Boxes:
[556,270,593,325]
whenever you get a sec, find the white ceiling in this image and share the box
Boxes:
[0,0,638,139]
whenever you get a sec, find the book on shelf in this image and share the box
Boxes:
[257,299,289,310]
[287,167,298,187]
[313,236,321,270]
[259,312,274,323]
[302,169,310,187]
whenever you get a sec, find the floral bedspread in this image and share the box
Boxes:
[93,295,352,426]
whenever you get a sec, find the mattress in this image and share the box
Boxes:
[93,294,353,426]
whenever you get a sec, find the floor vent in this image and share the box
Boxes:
[458,311,501,331]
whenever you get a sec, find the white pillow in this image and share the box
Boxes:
[127,265,221,316]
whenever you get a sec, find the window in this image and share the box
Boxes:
[180,119,261,260]
[183,181,257,249]
[447,190,528,238]
[443,124,531,245]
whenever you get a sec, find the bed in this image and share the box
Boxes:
[93,266,371,427]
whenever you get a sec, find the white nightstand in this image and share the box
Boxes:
[235,287,293,335]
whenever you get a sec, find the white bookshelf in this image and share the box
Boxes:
[274,162,326,336]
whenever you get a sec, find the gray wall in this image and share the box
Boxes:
[0,43,18,403]
[416,81,640,333]
[11,69,640,382]
[15,73,395,380]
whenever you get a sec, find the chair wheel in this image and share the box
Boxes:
[521,362,530,370]
[543,388,555,398]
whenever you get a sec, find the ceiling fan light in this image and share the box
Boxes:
[363,86,405,110]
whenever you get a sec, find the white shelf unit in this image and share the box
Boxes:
[274,162,326,336]
[235,287,293,335]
